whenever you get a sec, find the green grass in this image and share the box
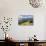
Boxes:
[19,21,33,26]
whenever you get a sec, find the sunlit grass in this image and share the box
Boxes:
[19,21,33,26]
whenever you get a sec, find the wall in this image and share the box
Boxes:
[0,0,46,40]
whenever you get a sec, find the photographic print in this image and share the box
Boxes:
[18,15,33,26]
